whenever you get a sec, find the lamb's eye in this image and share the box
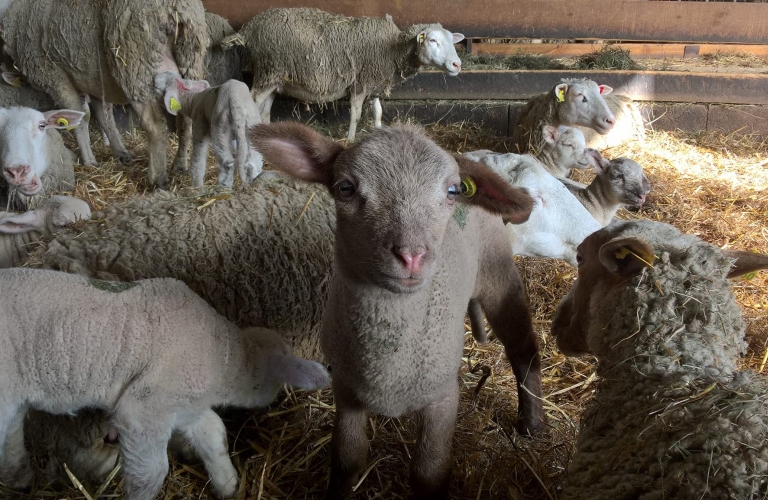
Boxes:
[447,184,461,200]
[576,253,584,265]
[337,180,355,198]
[38,121,46,131]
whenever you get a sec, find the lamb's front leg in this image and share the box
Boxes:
[212,128,236,188]
[0,407,33,490]
[327,381,369,500]
[347,91,367,142]
[410,382,459,500]
[190,128,211,188]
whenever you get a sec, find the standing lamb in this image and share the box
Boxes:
[0,268,330,500]
[0,195,90,267]
[155,72,264,187]
[551,220,768,499]
[511,78,615,154]
[250,122,542,499]
[233,8,464,141]
[0,0,209,189]
[579,94,646,150]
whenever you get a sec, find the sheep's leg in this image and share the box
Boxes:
[347,91,367,143]
[410,382,458,500]
[50,83,98,167]
[251,87,277,123]
[172,114,193,173]
[0,407,32,490]
[190,127,211,188]
[131,101,170,190]
[371,97,382,128]
[90,99,131,164]
[212,127,236,188]
[177,408,237,499]
[327,382,369,500]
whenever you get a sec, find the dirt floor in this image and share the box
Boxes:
[3,116,767,499]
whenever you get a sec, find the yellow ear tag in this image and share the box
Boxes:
[614,246,655,268]
[56,118,69,127]
[460,176,477,198]
[169,97,182,113]
[556,88,565,102]
[418,33,425,44]
[12,77,21,88]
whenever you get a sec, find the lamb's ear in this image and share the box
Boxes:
[720,249,768,279]
[586,149,608,173]
[1,71,24,88]
[554,83,568,103]
[452,32,465,43]
[0,210,45,234]
[42,109,85,130]
[598,84,613,96]
[598,236,655,277]
[249,122,345,188]
[454,156,533,224]
[542,125,559,145]
[273,356,330,391]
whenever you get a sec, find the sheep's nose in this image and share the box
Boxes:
[452,61,461,71]
[393,246,427,275]
[6,165,30,184]
[605,115,616,126]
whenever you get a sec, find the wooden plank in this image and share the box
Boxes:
[202,0,768,44]
[472,43,768,59]
[387,70,768,105]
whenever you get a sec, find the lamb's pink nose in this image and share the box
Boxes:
[6,165,29,184]
[452,61,461,72]
[604,116,616,126]
[393,247,427,274]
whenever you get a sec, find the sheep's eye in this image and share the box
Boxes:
[563,142,573,148]
[337,180,355,198]
[447,184,461,200]
[576,253,584,265]
[38,121,46,131]
[429,38,438,44]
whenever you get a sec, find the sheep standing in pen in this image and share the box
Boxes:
[0,0,209,189]
[155,72,264,187]
[551,219,768,499]
[0,268,330,500]
[251,122,542,499]
[231,8,463,141]
[0,195,90,267]
[511,78,615,155]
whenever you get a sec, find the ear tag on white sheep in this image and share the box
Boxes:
[459,176,477,198]
[556,88,565,102]
[56,117,77,131]
[615,246,655,268]
[418,33,425,44]
[169,97,182,113]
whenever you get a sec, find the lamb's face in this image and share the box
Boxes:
[602,158,651,206]
[544,126,596,171]
[554,80,615,135]
[416,27,463,76]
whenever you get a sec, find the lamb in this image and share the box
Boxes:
[526,124,598,178]
[0,195,90,267]
[463,148,602,264]
[560,154,651,226]
[0,268,330,500]
[579,94,646,150]
[511,78,615,154]
[155,73,264,187]
[250,122,542,499]
[1,0,209,189]
[551,220,768,499]
[0,107,83,210]
[233,8,463,141]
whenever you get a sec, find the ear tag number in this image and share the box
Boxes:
[418,33,425,44]
[556,88,565,102]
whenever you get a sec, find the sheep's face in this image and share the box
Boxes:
[542,125,596,171]
[415,27,463,76]
[0,108,84,194]
[554,79,615,135]
[601,158,651,206]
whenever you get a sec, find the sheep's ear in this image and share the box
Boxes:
[554,84,568,103]
[586,149,608,173]
[249,122,345,188]
[161,77,186,116]
[598,236,655,277]
[542,125,559,145]
[721,249,768,279]
[452,32,465,43]
[1,71,24,88]
[0,210,44,234]
[42,109,85,130]
[598,85,613,96]
[273,356,330,391]
[454,156,533,224]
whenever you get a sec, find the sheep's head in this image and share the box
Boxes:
[541,125,596,172]
[251,122,532,294]
[591,156,651,207]
[553,78,615,135]
[413,25,463,76]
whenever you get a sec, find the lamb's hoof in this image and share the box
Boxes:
[116,152,132,164]
[152,177,170,191]
[172,158,189,173]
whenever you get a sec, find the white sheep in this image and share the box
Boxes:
[579,94,646,150]
[0,195,90,267]
[560,154,651,226]
[232,8,464,141]
[0,268,330,500]
[155,73,264,187]
[551,220,768,499]
[534,124,599,179]
[251,122,543,499]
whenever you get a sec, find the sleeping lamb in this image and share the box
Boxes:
[0,268,329,500]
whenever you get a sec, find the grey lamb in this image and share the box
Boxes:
[0,268,329,500]
[251,122,543,499]
[552,219,768,499]
[233,7,464,141]
[1,0,209,188]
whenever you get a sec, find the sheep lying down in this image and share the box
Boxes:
[0,268,329,500]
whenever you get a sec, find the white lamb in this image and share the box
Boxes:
[0,268,330,500]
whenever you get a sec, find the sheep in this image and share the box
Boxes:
[579,94,646,150]
[529,124,598,179]
[511,78,615,154]
[250,122,542,499]
[463,148,602,265]
[1,0,209,189]
[560,154,651,226]
[0,195,90,267]
[154,73,264,187]
[0,267,330,500]
[551,219,768,499]
[233,8,464,141]
[0,107,83,210]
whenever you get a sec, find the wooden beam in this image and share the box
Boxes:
[472,43,768,59]
[202,0,768,44]
[387,70,768,105]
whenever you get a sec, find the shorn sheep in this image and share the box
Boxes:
[233,8,464,141]
[251,122,542,499]
[511,78,615,155]
[0,268,329,500]
[0,0,209,188]
[0,195,90,267]
[551,219,768,499]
